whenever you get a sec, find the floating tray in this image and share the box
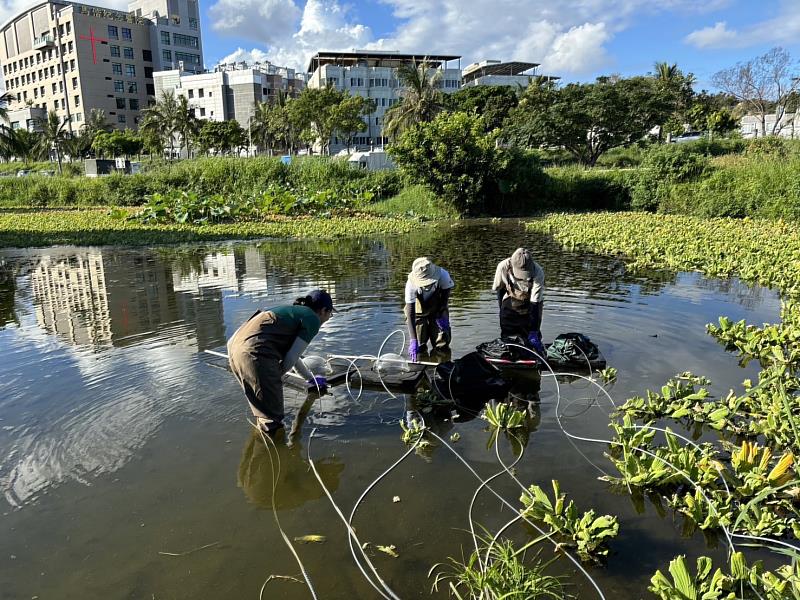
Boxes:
[328,358,429,393]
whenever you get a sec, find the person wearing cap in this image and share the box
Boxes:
[227,289,335,434]
[492,248,546,356]
[405,257,455,362]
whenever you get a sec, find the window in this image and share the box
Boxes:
[121,27,131,41]
[54,99,59,109]
[188,89,193,98]
[118,114,126,123]
[125,64,135,77]
[112,63,122,75]
[175,52,200,65]
[199,107,205,116]
[127,81,137,93]
[66,22,71,35]
[110,45,120,57]
[142,49,152,62]
[162,49,172,62]
[198,88,204,98]
[70,59,75,70]
[58,24,63,36]
[189,17,198,29]
[34,88,38,98]
[72,77,78,89]
[67,41,73,53]
[75,112,81,122]
[116,97,125,109]
[146,83,155,95]
[108,25,118,39]
[160,31,170,45]
[114,80,124,93]
[52,83,57,93]
[74,94,79,107]
[129,98,139,110]
[172,33,199,48]
[124,47,134,59]
[144,66,153,78]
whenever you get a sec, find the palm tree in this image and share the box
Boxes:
[654,62,679,82]
[250,100,277,156]
[8,128,43,164]
[35,110,69,173]
[141,91,181,159]
[81,108,113,140]
[383,59,445,139]
[61,131,93,161]
[174,95,200,158]
[0,91,14,124]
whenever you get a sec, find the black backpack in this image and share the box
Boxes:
[476,335,535,362]
[546,333,599,365]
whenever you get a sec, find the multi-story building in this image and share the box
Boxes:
[0,0,203,131]
[154,61,306,126]
[128,0,202,74]
[462,60,538,87]
[307,50,462,152]
[6,106,47,131]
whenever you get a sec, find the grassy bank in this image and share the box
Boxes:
[0,208,429,248]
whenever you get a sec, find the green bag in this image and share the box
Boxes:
[546,333,599,365]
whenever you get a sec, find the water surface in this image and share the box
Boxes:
[0,221,781,598]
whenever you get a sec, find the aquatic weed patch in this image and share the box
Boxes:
[528,212,800,596]
[0,208,426,248]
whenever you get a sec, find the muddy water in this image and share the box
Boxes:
[0,221,781,599]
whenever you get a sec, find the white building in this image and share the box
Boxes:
[307,50,462,152]
[128,0,203,74]
[740,113,799,139]
[154,61,305,125]
[462,60,543,88]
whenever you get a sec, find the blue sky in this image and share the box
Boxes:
[189,0,800,90]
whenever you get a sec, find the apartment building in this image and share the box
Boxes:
[0,0,203,130]
[154,61,306,126]
[307,50,462,152]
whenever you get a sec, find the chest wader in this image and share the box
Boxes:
[227,310,287,431]
[499,281,535,339]
[412,287,451,349]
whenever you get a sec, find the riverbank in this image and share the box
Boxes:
[0,208,431,248]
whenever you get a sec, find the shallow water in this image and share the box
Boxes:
[0,220,782,599]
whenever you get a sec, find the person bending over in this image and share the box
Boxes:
[405,257,454,362]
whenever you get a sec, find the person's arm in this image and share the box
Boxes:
[492,262,505,309]
[530,302,542,333]
[405,302,417,341]
[282,337,313,378]
[496,289,505,310]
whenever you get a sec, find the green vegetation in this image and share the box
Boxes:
[519,480,619,563]
[0,208,426,248]
[365,184,459,219]
[526,211,800,598]
[431,535,570,599]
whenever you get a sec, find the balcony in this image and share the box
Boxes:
[33,34,55,50]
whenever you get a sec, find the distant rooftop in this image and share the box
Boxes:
[462,60,539,83]
[308,50,461,73]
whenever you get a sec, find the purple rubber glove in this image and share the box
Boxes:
[435,316,450,332]
[408,339,420,362]
[307,376,328,391]
[527,331,545,356]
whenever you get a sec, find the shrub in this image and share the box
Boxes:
[493,147,546,214]
[745,136,788,159]
[543,166,633,211]
[631,144,710,211]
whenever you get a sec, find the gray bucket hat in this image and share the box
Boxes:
[510,248,534,279]
[410,257,440,287]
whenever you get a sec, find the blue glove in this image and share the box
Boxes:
[408,339,420,362]
[527,331,545,356]
[435,316,450,332]
[307,376,328,391]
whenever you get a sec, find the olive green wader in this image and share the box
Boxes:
[227,310,290,431]
[410,288,451,349]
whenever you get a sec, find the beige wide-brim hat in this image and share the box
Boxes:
[510,248,534,279]
[410,257,440,287]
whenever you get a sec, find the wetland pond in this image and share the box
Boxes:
[0,220,782,599]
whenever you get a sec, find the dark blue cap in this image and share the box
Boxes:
[308,289,336,312]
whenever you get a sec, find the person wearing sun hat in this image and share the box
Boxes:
[404,257,455,361]
[227,289,336,434]
[492,248,545,356]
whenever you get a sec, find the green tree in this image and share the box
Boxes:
[81,108,113,140]
[384,60,445,139]
[250,100,277,155]
[175,95,200,158]
[0,91,14,124]
[197,120,246,155]
[506,76,674,166]
[91,130,143,158]
[141,91,181,158]
[61,131,94,160]
[6,128,43,164]
[652,62,696,138]
[35,110,69,173]
[444,85,519,132]
[388,111,497,215]
[290,86,351,154]
[331,94,375,150]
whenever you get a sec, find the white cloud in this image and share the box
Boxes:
[206,0,727,77]
[685,4,800,49]
[685,21,740,49]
